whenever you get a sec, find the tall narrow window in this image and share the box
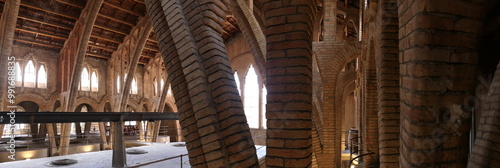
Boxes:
[37,65,47,88]
[244,65,259,128]
[131,77,138,94]
[262,86,267,128]
[15,62,22,87]
[91,71,98,92]
[81,67,90,91]
[160,79,165,92]
[24,60,36,87]
[167,85,173,97]
[234,71,241,95]
[153,78,158,96]
[117,76,121,93]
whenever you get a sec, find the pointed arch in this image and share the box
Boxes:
[153,77,158,96]
[24,60,36,87]
[244,65,259,128]
[38,65,47,88]
[117,76,121,93]
[91,71,98,92]
[81,67,90,91]
[234,71,241,95]
[131,77,138,94]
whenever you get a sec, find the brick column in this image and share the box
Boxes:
[398,0,491,167]
[263,1,316,167]
[0,0,20,112]
[374,0,400,167]
[362,42,379,166]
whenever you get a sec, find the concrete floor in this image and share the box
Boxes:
[0,142,266,168]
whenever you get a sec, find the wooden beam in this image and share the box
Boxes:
[141,54,154,59]
[18,15,73,30]
[15,27,68,40]
[91,34,122,44]
[21,1,79,20]
[103,2,143,17]
[14,37,63,48]
[53,0,84,9]
[88,43,117,51]
[86,52,111,59]
[143,46,158,52]
[131,0,144,4]
[93,24,129,36]
[147,38,157,43]
[98,13,135,27]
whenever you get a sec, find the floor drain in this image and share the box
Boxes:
[46,159,78,166]
[126,149,148,154]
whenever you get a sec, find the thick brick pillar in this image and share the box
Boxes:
[374,0,400,167]
[398,0,492,167]
[0,0,20,112]
[263,1,316,167]
[145,0,258,167]
[362,42,379,166]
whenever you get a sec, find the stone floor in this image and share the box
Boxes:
[0,142,266,168]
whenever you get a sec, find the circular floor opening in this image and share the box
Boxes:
[126,149,148,154]
[46,159,78,167]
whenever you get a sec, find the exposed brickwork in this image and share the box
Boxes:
[373,0,400,167]
[362,41,379,166]
[398,0,493,167]
[146,0,258,167]
[262,0,316,167]
[0,0,20,111]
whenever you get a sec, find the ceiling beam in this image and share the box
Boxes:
[15,27,68,40]
[93,24,129,36]
[14,37,63,48]
[103,2,143,17]
[98,13,135,27]
[88,43,117,51]
[144,46,158,52]
[18,15,73,30]
[53,0,84,9]
[91,34,122,44]
[141,54,154,59]
[86,52,111,59]
[21,1,79,20]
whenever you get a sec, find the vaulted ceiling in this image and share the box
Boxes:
[0,0,240,65]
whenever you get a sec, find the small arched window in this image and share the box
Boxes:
[81,67,90,91]
[15,62,22,87]
[160,79,165,92]
[117,76,121,93]
[131,77,138,94]
[234,71,241,95]
[167,84,173,97]
[244,65,259,128]
[24,60,36,87]
[91,71,98,92]
[37,65,47,88]
[153,78,158,96]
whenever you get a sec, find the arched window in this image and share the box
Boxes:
[24,60,36,87]
[160,79,165,92]
[262,86,267,128]
[117,76,121,93]
[131,77,138,94]
[167,85,173,97]
[81,67,90,91]
[15,62,22,87]
[91,71,98,92]
[244,65,259,128]
[37,65,47,88]
[153,78,158,96]
[234,71,241,95]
